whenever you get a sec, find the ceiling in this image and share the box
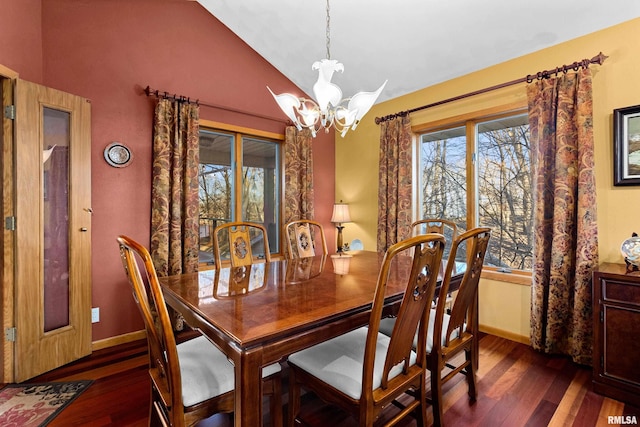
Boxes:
[197,0,640,105]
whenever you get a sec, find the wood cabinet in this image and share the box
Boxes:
[592,263,640,407]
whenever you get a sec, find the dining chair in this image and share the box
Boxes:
[287,233,446,427]
[284,219,328,259]
[213,221,271,268]
[116,235,282,427]
[412,218,459,308]
[375,227,490,426]
[427,227,490,427]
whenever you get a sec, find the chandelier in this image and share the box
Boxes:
[268,0,387,138]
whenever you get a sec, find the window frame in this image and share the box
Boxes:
[412,106,532,284]
[198,119,285,269]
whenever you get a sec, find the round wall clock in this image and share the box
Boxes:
[104,142,132,168]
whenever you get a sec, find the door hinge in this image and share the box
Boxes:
[5,216,16,231]
[600,309,604,323]
[4,105,15,120]
[5,327,16,342]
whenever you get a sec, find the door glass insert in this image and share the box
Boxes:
[43,107,70,332]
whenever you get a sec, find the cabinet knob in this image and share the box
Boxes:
[80,227,88,232]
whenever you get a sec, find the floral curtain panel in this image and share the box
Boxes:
[150,99,201,278]
[284,126,314,223]
[527,68,599,366]
[377,115,412,252]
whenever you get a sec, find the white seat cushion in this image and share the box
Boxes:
[378,308,459,353]
[287,327,416,400]
[177,335,281,407]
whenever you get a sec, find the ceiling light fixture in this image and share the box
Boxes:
[267,0,387,138]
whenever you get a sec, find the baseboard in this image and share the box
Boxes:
[480,324,530,345]
[92,330,146,351]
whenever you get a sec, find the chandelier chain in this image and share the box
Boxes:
[326,0,331,59]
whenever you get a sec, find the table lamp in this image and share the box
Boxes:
[331,201,351,253]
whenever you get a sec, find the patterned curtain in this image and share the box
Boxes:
[150,99,200,278]
[284,126,314,223]
[527,68,599,366]
[377,115,412,252]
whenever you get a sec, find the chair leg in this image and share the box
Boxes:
[269,373,283,427]
[466,349,478,401]
[430,363,445,427]
[287,368,301,427]
[417,373,427,427]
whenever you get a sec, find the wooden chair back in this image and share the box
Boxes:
[117,235,209,424]
[213,221,271,267]
[412,218,458,245]
[428,227,491,427]
[369,233,446,388]
[285,219,328,259]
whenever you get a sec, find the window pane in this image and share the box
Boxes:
[476,114,532,271]
[418,126,467,228]
[199,130,234,264]
[242,137,280,255]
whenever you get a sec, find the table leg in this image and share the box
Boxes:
[234,347,263,427]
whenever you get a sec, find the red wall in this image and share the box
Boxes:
[3,0,335,341]
[0,0,43,82]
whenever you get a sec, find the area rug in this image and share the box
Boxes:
[0,380,92,426]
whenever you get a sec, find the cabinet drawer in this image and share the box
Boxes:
[602,278,640,305]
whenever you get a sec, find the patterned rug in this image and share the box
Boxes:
[0,381,92,426]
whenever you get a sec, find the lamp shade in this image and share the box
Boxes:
[331,203,351,224]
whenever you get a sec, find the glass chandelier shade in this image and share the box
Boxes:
[267,0,386,138]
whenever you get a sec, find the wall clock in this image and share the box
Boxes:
[104,142,132,168]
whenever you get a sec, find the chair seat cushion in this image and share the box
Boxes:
[378,308,459,352]
[177,335,281,407]
[287,327,416,400]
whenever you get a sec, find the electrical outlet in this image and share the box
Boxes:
[92,307,100,323]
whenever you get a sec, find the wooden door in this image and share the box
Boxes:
[13,79,92,382]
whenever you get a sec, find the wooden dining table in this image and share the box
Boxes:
[159,250,464,427]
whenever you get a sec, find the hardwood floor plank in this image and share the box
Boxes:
[525,399,558,427]
[20,334,639,427]
[547,368,591,427]
[597,397,625,425]
[573,390,604,427]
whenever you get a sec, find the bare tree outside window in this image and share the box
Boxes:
[477,116,532,270]
[198,130,281,265]
[418,114,532,271]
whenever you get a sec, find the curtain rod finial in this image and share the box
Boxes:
[594,52,608,65]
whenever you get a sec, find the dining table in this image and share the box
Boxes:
[159,250,465,427]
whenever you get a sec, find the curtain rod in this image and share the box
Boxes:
[143,85,288,124]
[375,52,608,125]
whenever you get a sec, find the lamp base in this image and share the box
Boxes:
[336,224,345,253]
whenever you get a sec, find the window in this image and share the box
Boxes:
[417,112,532,272]
[198,128,282,265]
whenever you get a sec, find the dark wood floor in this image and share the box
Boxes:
[18,334,640,426]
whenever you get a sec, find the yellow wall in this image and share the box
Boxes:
[336,18,640,342]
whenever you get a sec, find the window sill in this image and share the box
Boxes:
[481,269,531,286]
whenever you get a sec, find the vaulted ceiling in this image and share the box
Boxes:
[198,0,640,105]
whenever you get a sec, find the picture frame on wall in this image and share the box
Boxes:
[614,104,640,186]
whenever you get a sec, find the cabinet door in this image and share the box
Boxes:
[14,79,92,382]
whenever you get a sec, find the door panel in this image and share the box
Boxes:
[14,79,91,382]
